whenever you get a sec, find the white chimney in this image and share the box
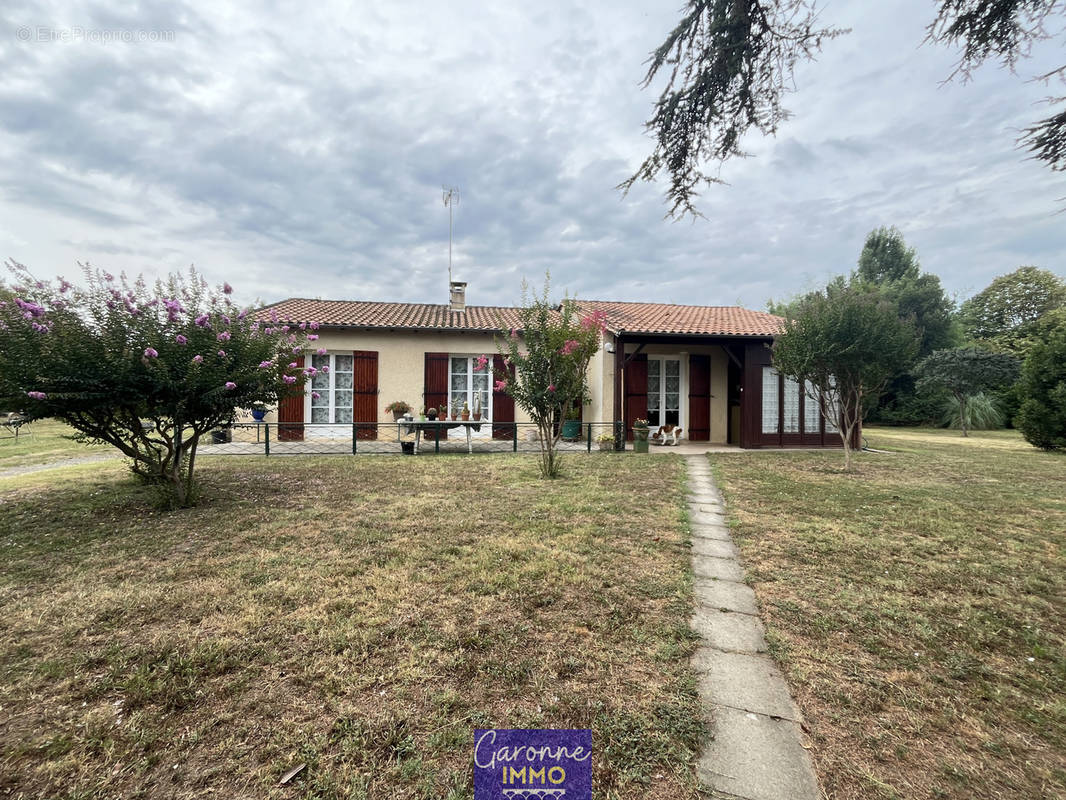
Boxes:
[449,280,467,313]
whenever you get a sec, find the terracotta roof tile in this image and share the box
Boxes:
[578,300,783,337]
[257,299,526,332]
[258,298,782,337]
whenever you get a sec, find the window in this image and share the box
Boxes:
[449,356,491,419]
[647,357,681,427]
[783,377,800,433]
[804,380,821,433]
[309,353,353,423]
[761,367,779,434]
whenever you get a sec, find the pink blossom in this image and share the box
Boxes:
[258,360,274,369]
[316,348,327,355]
[194,313,210,327]
[143,347,159,359]
[309,321,320,330]
[321,366,330,374]
[299,322,306,330]
[303,367,318,377]
[224,381,237,390]
[217,331,231,341]
[58,279,72,293]
[103,272,114,281]
[26,391,47,400]
[307,334,318,341]
[223,282,233,295]
[510,328,518,339]
[175,334,187,345]
[217,350,226,358]
[560,339,580,356]
[192,355,204,364]
[548,384,555,392]
[494,379,508,392]
[288,362,298,369]
[311,391,321,400]
[580,310,608,334]
[474,354,489,371]
[282,375,297,384]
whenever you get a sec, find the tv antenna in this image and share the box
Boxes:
[442,186,459,283]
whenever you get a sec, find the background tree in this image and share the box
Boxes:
[1015,317,1066,450]
[855,227,961,424]
[628,1,1066,215]
[773,283,920,469]
[914,348,1020,436]
[0,263,308,507]
[960,266,1066,355]
[494,278,604,478]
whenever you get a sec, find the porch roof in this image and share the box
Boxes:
[578,300,783,337]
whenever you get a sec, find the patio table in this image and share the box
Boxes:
[397,419,485,454]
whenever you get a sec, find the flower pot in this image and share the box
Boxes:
[633,425,649,453]
[461,411,470,421]
[598,440,613,451]
[472,412,481,421]
[561,420,581,441]
[250,409,267,422]
[400,441,415,455]
[426,410,437,421]
[392,410,405,421]
[451,413,459,421]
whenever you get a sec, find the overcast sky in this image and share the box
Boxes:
[1,1,1063,312]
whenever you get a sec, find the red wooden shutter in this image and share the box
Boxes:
[424,352,449,440]
[492,355,515,440]
[353,350,378,440]
[688,354,711,441]
[277,374,305,442]
[624,353,648,441]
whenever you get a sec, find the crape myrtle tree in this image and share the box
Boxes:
[494,279,605,478]
[625,0,1066,217]
[772,283,920,470]
[0,262,316,507]
[914,347,1020,436]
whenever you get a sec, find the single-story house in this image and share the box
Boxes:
[257,282,850,448]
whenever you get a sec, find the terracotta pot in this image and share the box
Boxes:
[451,413,459,421]
[473,412,481,421]
[462,411,470,420]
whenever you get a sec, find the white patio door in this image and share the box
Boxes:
[647,357,683,428]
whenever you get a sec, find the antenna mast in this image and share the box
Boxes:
[442,186,459,284]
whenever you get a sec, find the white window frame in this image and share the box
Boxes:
[646,355,686,430]
[304,352,355,425]
[447,354,493,423]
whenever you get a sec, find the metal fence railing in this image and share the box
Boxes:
[198,421,628,456]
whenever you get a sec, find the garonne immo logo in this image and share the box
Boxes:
[473,729,591,800]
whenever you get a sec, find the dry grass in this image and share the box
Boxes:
[712,427,1066,800]
[0,418,108,471]
[0,453,703,799]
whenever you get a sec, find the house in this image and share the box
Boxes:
[257,282,849,448]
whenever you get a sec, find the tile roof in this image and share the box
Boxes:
[258,298,783,337]
[578,300,783,337]
[257,298,525,331]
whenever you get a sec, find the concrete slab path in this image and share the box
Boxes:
[685,455,822,800]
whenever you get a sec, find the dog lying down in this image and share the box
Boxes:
[651,424,683,445]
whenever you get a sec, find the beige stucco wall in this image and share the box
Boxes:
[593,340,729,444]
[255,329,533,428]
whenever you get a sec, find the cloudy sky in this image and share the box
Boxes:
[1,1,1063,312]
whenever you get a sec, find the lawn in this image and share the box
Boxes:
[0,453,703,799]
[711,427,1066,800]
[0,418,109,471]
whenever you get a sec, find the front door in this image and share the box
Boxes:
[647,357,682,428]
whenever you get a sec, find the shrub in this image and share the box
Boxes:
[940,392,1004,431]
[1015,322,1066,451]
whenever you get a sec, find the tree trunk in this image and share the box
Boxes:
[958,393,969,437]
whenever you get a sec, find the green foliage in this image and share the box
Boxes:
[1015,319,1066,450]
[960,266,1066,356]
[773,283,920,468]
[494,277,603,478]
[857,225,920,284]
[632,1,1064,215]
[940,391,1004,431]
[0,262,307,505]
[914,347,1019,436]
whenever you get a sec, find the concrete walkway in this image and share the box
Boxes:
[685,455,821,800]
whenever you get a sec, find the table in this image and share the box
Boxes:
[398,419,485,454]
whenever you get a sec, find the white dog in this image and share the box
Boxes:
[651,424,683,445]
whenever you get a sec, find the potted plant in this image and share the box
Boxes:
[461,400,470,421]
[632,418,650,453]
[472,393,482,421]
[596,432,615,452]
[561,406,582,441]
[451,400,460,421]
[419,407,428,421]
[427,406,438,420]
[385,400,412,421]
[249,403,268,422]
[439,404,448,421]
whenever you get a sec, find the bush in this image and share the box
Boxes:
[940,392,1004,431]
[1015,323,1066,450]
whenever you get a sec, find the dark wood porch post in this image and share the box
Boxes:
[613,334,624,424]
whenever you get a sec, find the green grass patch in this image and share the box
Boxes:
[0,453,703,799]
[712,427,1066,800]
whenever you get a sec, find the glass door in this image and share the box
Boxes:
[647,358,681,427]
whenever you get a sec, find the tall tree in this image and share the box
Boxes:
[627,1,1066,216]
[772,283,920,469]
[1015,316,1066,450]
[960,266,1066,355]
